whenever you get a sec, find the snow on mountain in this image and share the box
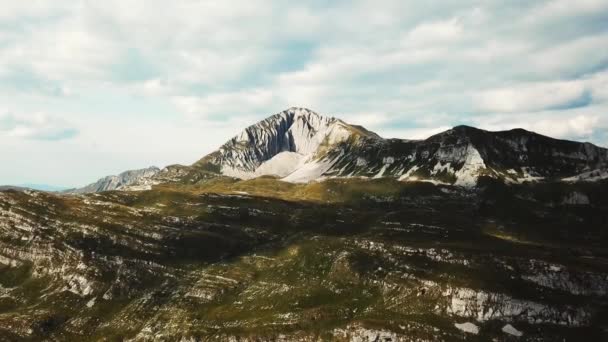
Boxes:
[562,168,608,182]
[195,107,377,182]
[72,107,608,192]
[195,108,608,187]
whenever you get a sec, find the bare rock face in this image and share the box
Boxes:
[194,107,373,180]
[193,108,608,187]
[66,166,160,193]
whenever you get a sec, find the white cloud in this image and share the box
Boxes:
[172,88,275,119]
[471,104,608,142]
[343,112,393,129]
[527,0,608,23]
[474,80,588,113]
[405,18,464,45]
[488,114,600,139]
[135,78,172,96]
[380,126,453,140]
[0,112,77,140]
[532,115,599,138]
[0,11,121,84]
[587,70,608,102]
[0,2,70,20]
[527,33,608,76]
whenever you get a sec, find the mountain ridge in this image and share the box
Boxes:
[66,166,161,193]
[68,107,608,193]
[191,107,608,187]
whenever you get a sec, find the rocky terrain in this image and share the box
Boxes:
[1,108,607,341]
[193,107,608,187]
[67,167,161,194]
[1,178,607,341]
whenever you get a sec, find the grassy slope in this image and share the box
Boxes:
[0,177,607,340]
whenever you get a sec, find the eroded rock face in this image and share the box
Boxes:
[67,166,161,193]
[191,108,608,187]
[195,107,365,180]
[442,286,589,326]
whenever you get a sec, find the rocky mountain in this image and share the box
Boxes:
[71,108,608,193]
[66,166,161,193]
[194,107,379,181]
[0,185,28,191]
[0,184,67,192]
[193,107,608,187]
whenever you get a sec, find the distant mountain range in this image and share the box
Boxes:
[0,184,69,192]
[65,167,160,194]
[67,107,608,193]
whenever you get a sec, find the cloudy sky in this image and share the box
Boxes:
[1,1,607,187]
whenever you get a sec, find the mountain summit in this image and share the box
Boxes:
[195,107,379,182]
[191,108,608,187]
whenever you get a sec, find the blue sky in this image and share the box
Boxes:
[1,0,607,187]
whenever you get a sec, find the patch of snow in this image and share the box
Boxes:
[563,169,608,182]
[282,156,338,183]
[102,289,113,300]
[454,322,479,334]
[454,145,486,187]
[221,165,256,179]
[431,161,454,175]
[356,157,368,167]
[444,286,589,325]
[419,179,450,185]
[122,184,152,191]
[549,265,562,272]
[255,151,305,178]
[86,297,96,308]
[398,165,420,181]
[373,164,389,178]
[502,324,523,337]
[514,167,544,183]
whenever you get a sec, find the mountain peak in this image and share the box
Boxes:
[271,107,327,121]
[269,107,341,131]
[195,108,359,180]
[451,124,479,131]
[285,106,321,116]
